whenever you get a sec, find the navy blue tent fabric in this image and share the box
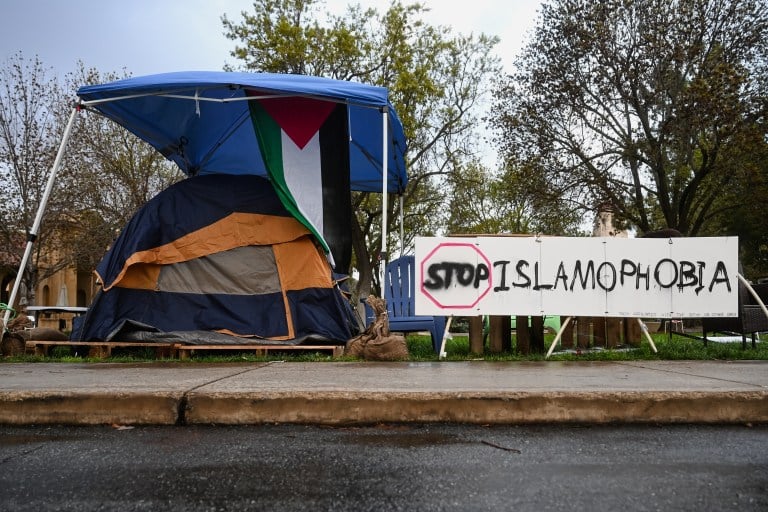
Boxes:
[72,175,358,344]
[95,174,290,289]
[76,71,408,194]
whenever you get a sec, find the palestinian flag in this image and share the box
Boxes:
[248,94,352,271]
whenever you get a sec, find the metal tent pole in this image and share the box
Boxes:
[380,108,389,298]
[3,107,79,329]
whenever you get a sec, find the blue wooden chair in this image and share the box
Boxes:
[365,255,447,353]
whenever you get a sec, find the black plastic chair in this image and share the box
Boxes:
[702,282,768,349]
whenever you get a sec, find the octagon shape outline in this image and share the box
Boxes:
[419,242,493,309]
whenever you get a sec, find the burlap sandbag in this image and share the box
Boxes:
[1,314,68,356]
[1,332,25,357]
[19,327,70,341]
[345,295,409,361]
[362,333,409,361]
[345,336,366,358]
[6,314,33,331]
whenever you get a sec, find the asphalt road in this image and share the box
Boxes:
[1,423,766,511]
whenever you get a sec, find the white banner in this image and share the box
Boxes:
[414,236,739,318]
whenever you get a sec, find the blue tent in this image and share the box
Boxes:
[4,71,408,330]
[71,174,360,344]
[76,71,408,193]
[3,72,408,340]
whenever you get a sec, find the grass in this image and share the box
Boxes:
[432,331,768,362]
[3,330,767,363]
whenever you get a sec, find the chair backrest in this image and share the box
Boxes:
[384,255,417,317]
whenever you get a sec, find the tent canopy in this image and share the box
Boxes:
[2,71,408,329]
[76,71,408,193]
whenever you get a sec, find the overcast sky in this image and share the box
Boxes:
[1,0,541,80]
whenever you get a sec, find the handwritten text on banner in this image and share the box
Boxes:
[414,236,738,318]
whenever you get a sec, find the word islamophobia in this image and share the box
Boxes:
[422,257,731,295]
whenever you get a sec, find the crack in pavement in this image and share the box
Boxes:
[176,361,280,424]
[616,361,768,388]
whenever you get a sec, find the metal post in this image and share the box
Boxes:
[3,107,79,329]
[380,108,388,298]
[399,194,404,257]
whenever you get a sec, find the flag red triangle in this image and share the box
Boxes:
[256,96,337,149]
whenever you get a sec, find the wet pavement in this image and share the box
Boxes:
[1,360,767,425]
[2,423,767,511]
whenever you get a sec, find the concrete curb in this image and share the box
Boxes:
[184,390,768,425]
[2,390,766,426]
[0,391,183,425]
[2,361,767,426]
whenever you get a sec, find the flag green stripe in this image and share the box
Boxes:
[248,101,331,256]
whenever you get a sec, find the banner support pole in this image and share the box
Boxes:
[639,318,658,353]
[545,316,572,359]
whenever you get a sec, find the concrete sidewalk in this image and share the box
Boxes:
[1,360,767,426]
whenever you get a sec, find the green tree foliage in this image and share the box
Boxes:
[0,52,70,305]
[0,56,183,307]
[702,136,768,277]
[223,0,501,295]
[446,160,586,236]
[58,63,183,272]
[491,0,768,271]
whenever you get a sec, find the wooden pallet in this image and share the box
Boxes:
[174,343,345,360]
[26,340,177,359]
[23,340,345,360]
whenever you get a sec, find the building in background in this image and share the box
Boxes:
[592,202,629,238]
[2,242,97,332]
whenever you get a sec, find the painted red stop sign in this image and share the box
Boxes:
[419,242,493,309]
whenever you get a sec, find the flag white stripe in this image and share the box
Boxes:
[280,129,325,247]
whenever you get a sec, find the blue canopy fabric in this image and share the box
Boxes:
[76,71,408,193]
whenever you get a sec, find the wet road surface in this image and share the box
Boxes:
[1,423,766,511]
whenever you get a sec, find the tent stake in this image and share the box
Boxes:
[3,106,80,329]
